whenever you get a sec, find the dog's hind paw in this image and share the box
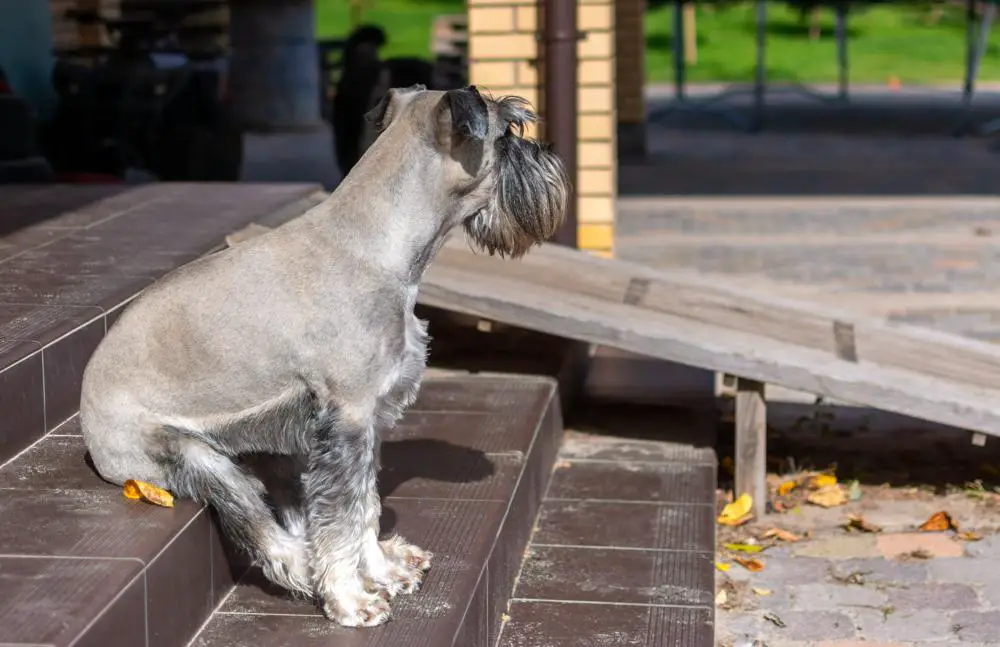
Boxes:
[320,587,392,627]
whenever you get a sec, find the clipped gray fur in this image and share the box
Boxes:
[79,84,570,627]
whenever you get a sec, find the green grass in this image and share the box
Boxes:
[316,0,1000,84]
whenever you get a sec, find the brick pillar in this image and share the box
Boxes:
[467,0,618,258]
[615,0,647,158]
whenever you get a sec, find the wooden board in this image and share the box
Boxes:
[420,239,1000,436]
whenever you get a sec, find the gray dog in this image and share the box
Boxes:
[79,84,569,627]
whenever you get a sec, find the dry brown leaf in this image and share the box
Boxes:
[843,514,882,534]
[806,485,847,508]
[122,480,175,508]
[733,557,765,572]
[919,511,958,532]
[761,527,800,542]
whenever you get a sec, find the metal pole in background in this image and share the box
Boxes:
[544,0,579,248]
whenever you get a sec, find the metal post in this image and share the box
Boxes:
[544,0,579,248]
[752,0,767,131]
[673,0,686,101]
[835,2,848,102]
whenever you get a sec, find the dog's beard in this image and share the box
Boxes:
[464,134,570,258]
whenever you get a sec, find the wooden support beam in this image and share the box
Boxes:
[735,378,767,517]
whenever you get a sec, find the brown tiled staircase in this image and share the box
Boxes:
[0,183,715,647]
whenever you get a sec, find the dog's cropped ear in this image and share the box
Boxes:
[364,88,394,131]
[444,85,489,141]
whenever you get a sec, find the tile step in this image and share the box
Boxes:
[0,376,562,647]
[0,183,325,464]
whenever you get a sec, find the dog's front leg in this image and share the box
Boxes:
[304,411,389,626]
[359,465,432,599]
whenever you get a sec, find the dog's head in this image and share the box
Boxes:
[363,84,570,258]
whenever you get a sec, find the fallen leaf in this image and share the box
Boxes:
[843,514,882,534]
[122,480,175,508]
[806,485,847,508]
[725,543,764,554]
[763,612,786,628]
[715,561,731,572]
[752,587,773,596]
[808,473,838,490]
[958,530,983,542]
[919,511,958,532]
[501,613,511,623]
[733,557,765,572]
[718,493,754,526]
[777,480,797,496]
[761,527,800,542]
[715,589,728,606]
[900,548,933,560]
[721,456,735,475]
[848,480,863,501]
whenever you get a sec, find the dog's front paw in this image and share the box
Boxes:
[381,535,432,573]
[319,581,392,627]
[365,561,426,599]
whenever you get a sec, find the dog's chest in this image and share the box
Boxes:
[377,312,429,426]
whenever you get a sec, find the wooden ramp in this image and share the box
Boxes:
[422,239,1000,510]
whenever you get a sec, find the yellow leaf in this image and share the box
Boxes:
[733,557,765,572]
[122,480,175,508]
[958,530,983,542]
[724,543,764,554]
[808,473,838,490]
[715,561,731,572]
[752,587,773,596]
[761,527,801,542]
[777,480,797,496]
[718,493,753,526]
[919,511,958,532]
[806,485,847,508]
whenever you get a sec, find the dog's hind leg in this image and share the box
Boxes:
[305,408,391,627]
[169,436,312,596]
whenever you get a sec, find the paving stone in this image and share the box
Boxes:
[762,610,856,642]
[722,556,833,587]
[886,583,979,610]
[965,534,1000,559]
[794,536,881,559]
[876,533,965,559]
[851,608,958,643]
[828,558,930,586]
[776,582,888,611]
[927,557,1000,584]
[953,611,1000,643]
[716,610,765,643]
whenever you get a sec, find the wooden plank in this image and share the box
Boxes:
[420,239,1000,437]
[735,377,767,517]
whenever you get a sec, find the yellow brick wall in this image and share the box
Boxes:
[467,0,617,257]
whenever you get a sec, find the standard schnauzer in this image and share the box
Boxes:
[79,84,570,626]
